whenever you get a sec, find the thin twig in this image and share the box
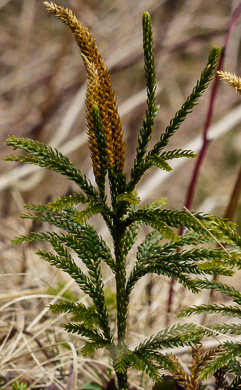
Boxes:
[224,164,241,221]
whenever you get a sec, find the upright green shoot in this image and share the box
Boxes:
[4,3,241,390]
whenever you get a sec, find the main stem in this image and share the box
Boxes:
[113,218,128,390]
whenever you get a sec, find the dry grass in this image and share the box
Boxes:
[0,0,240,388]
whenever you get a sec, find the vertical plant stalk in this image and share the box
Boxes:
[166,2,241,324]
[224,165,241,221]
[113,220,128,390]
[128,11,157,191]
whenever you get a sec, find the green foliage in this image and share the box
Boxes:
[5,5,240,390]
[50,301,100,329]
[179,303,241,318]
[12,382,27,390]
[130,11,158,189]
[4,136,99,199]
[177,278,241,385]
[46,193,89,212]
[225,360,241,389]
[147,46,220,157]
[73,202,105,224]
[200,342,241,380]
[128,45,220,190]
[159,149,198,160]
[121,219,142,258]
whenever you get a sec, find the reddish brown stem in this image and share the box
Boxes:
[224,165,241,221]
[209,165,241,304]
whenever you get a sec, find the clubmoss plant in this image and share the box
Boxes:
[4,3,241,389]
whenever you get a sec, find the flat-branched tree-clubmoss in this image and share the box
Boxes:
[5,3,241,390]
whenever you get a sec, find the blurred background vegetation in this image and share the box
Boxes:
[0,0,240,388]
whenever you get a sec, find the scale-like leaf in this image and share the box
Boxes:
[159,149,197,160]
[146,156,173,171]
[73,203,104,224]
[46,193,88,212]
